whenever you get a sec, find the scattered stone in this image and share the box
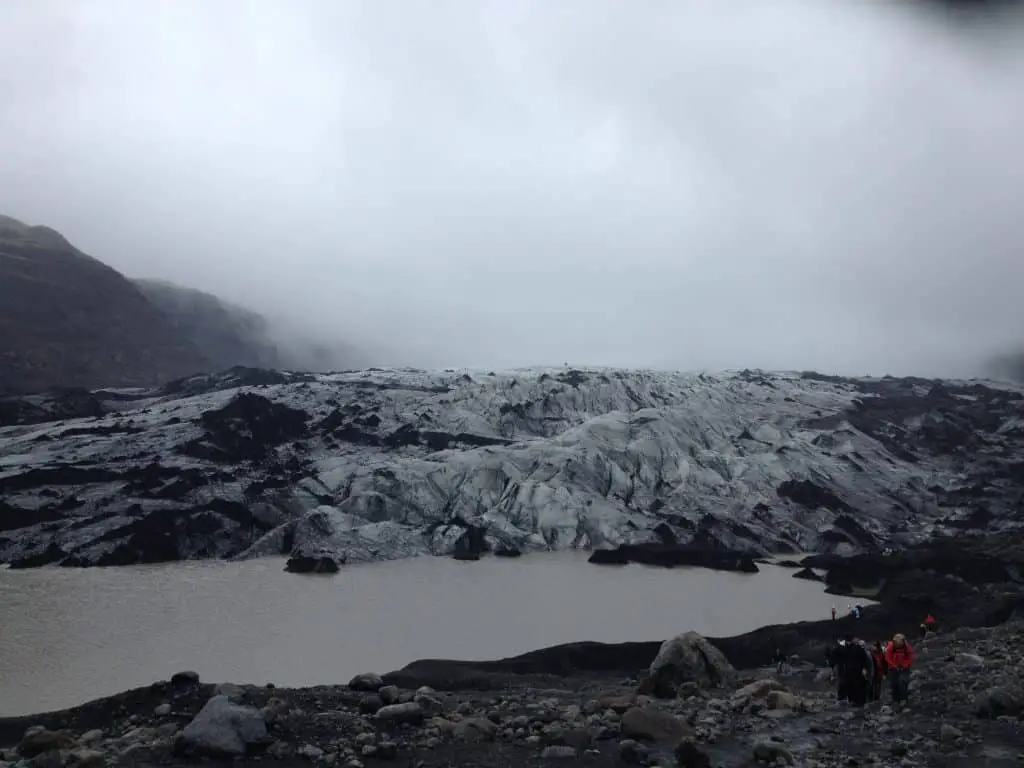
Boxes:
[620,706,693,743]
[170,670,200,686]
[752,739,794,765]
[540,745,577,759]
[378,685,400,705]
[179,694,269,757]
[618,739,649,765]
[375,702,424,726]
[674,740,712,768]
[215,682,247,702]
[153,702,172,716]
[298,743,325,760]
[940,723,963,742]
[18,730,77,758]
[348,673,384,692]
[452,717,497,742]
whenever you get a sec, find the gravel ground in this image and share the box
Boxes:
[3,619,1023,768]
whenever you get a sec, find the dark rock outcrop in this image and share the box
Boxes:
[178,393,309,463]
[589,544,759,573]
[284,555,341,574]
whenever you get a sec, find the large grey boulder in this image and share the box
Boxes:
[179,695,269,757]
[644,631,734,698]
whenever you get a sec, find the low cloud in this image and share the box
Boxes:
[2,0,1023,377]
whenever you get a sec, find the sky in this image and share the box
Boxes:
[1,0,1023,377]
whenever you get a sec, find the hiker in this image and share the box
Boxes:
[773,648,789,676]
[836,634,872,707]
[885,633,915,709]
[831,604,837,621]
[870,640,888,701]
[829,640,846,699]
[852,603,863,619]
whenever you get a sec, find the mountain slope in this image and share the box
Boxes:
[0,214,209,392]
[133,278,370,374]
[0,366,1020,569]
[132,278,282,370]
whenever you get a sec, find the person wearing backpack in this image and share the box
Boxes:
[885,633,915,709]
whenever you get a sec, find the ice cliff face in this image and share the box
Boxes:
[0,366,1021,569]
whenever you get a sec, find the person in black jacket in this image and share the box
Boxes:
[837,635,872,708]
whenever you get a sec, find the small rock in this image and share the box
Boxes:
[298,744,325,760]
[154,703,172,716]
[562,728,592,751]
[675,739,711,768]
[956,653,985,667]
[67,749,105,768]
[378,685,401,705]
[18,730,78,758]
[348,673,384,692]
[541,745,577,759]
[765,691,798,711]
[78,732,103,746]
[618,739,649,765]
[170,670,200,686]
[375,702,424,726]
[215,682,247,702]
[940,723,963,742]
[620,707,693,743]
[359,695,384,715]
[752,739,794,765]
[453,718,498,742]
[261,697,289,724]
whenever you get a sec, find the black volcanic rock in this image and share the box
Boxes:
[588,544,759,573]
[792,566,823,582]
[178,392,309,463]
[285,555,341,574]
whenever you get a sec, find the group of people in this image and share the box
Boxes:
[826,632,915,710]
[831,603,865,621]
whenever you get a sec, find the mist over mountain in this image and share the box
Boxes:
[0,213,369,393]
[2,2,1024,379]
[133,278,371,374]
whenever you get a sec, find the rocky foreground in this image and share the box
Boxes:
[2,533,1023,768]
[1,619,1022,768]
[2,365,1022,570]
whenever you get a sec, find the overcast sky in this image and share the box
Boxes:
[2,0,1023,376]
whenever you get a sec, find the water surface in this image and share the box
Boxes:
[0,553,839,716]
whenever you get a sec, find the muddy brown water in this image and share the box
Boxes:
[0,552,843,716]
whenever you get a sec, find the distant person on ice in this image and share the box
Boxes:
[831,604,837,621]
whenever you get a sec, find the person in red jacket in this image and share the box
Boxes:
[885,633,915,708]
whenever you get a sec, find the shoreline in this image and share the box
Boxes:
[3,533,1022,766]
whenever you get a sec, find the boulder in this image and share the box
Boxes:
[18,730,77,758]
[375,702,424,726]
[349,673,385,691]
[178,695,269,757]
[284,555,341,574]
[619,707,693,743]
[644,631,735,697]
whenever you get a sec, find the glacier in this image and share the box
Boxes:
[0,366,1021,569]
